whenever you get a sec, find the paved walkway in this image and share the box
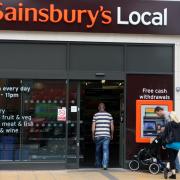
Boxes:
[0,169,179,180]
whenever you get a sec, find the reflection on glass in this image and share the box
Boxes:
[21,80,66,161]
[0,80,21,161]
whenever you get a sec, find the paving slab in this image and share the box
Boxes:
[0,169,179,180]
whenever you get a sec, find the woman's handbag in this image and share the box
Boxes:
[165,123,174,144]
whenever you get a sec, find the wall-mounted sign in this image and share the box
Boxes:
[0,0,180,35]
[57,107,66,121]
[71,106,77,113]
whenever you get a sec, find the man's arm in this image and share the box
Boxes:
[92,121,96,140]
[111,121,114,140]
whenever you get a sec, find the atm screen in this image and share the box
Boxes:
[144,121,156,131]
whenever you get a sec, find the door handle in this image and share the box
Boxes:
[120,116,124,123]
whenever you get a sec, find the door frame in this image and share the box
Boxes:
[66,80,81,169]
[77,80,126,168]
[76,81,81,167]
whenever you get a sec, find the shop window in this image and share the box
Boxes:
[21,80,66,161]
[0,79,66,162]
[0,80,21,161]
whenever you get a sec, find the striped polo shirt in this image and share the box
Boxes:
[93,111,113,138]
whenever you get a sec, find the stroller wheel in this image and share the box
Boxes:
[149,163,160,175]
[129,160,139,171]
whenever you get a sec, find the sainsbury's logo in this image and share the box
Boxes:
[0,2,168,28]
[0,3,112,28]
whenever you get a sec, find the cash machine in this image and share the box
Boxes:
[136,100,173,143]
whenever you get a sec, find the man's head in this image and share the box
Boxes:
[154,106,165,117]
[98,103,106,112]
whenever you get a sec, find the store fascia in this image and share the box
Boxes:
[0,3,168,28]
[0,1,176,34]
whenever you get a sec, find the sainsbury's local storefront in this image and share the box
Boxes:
[0,0,179,169]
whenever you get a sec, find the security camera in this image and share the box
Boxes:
[176,87,180,92]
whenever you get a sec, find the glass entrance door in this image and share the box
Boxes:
[67,81,80,168]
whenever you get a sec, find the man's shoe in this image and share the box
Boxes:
[169,174,176,179]
[103,167,108,170]
[163,168,169,179]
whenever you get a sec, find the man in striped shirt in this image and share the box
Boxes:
[92,103,114,170]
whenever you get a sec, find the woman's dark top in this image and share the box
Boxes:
[161,121,180,144]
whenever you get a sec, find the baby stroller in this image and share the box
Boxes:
[129,137,165,174]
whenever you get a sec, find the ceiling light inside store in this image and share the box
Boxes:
[101,80,106,84]
[34,82,44,90]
